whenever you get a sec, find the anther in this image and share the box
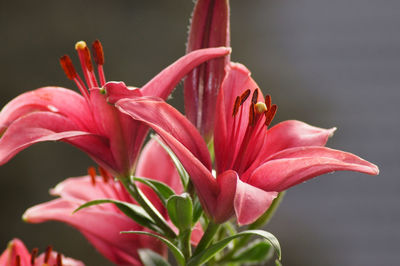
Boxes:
[251,89,259,104]
[265,95,271,110]
[265,104,277,126]
[59,56,77,80]
[88,166,97,185]
[92,40,104,65]
[255,102,268,114]
[30,247,38,265]
[44,246,52,263]
[232,96,241,116]
[249,103,255,126]
[15,255,21,266]
[239,89,251,105]
[98,166,110,183]
[56,253,63,266]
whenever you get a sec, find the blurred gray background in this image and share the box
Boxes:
[0,0,399,265]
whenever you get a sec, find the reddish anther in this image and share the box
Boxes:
[88,166,97,185]
[239,89,251,105]
[15,255,21,266]
[56,253,63,266]
[265,104,277,126]
[59,56,77,80]
[44,246,53,263]
[30,247,38,265]
[92,40,104,66]
[251,89,258,104]
[232,96,240,116]
[98,166,110,183]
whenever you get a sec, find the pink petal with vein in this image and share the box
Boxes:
[249,146,379,192]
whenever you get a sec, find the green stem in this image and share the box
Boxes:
[120,176,177,239]
[218,192,286,263]
[179,229,192,260]
[193,220,220,256]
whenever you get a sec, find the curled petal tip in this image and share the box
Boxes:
[329,127,337,137]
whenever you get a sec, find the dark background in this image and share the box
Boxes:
[0,0,399,265]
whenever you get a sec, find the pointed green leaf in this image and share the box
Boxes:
[138,249,171,266]
[122,231,185,266]
[192,195,203,224]
[166,193,193,232]
[230,240,273,263]
[153,134,190,189]
[133,176,175,205]
[74,199,161,233]
[188,230,281,266]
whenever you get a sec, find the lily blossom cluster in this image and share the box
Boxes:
[0,238,84,266]
[0,0,379,265]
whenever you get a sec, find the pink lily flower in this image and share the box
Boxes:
[114,62,379,226]
[23,139,202,266]
[0,40,231,176]
[0,238,84,266]
[184,0,230,140]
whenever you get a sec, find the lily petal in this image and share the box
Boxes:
[0,112,91,165]
[248,146,379,192]
[116,97,219,216]
[0,87,94,132]
[0,239,31,266]
[234,179,278,226]
[213,170,237,223]
[141,47,231,100]
[262,120,337,159]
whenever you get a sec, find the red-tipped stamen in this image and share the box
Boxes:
[15,255,21,266]
[265,104,277,126]
[88,166,97,185]
[75,41,98,88]
[56,253,63,266]
[59,55,90,100]
[44,246,52,263]
[92,40,106,86]
[30,248,38,265]
[98,166,110,183]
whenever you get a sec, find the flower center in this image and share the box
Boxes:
[59,40,106,101]
[227,88,277,176]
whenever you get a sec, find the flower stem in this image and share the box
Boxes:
[120,176,177,239]
[193,220,220,256]
[179,229,192,260]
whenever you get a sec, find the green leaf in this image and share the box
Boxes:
[188,230,281,266]
[230,240,273,263]
[153,134,190,189]
[138,249,171,266]
[133,176,175,205]
[122,231,185,266]
[192,196,203,224]
[166,193,193,232]
[74,199,161,233]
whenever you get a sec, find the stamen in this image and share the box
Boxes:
[255,102,267,114]
[56,253,63,266]
[59,56,77,80]
[92,40,104,65]
[239,89,251,105]
[75,41,98,88]
[248,103,255,126]
[15,255,21,266]
[30,248,38,265]
[59,55,90,100]
[265,104,277,126]
[232,96,240,116]
[98,166,110,183]
[265,94,271,110]
[251,89,259,104]
[88,166,97,185]
[44,246,52,263]
[92,40,106,86]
